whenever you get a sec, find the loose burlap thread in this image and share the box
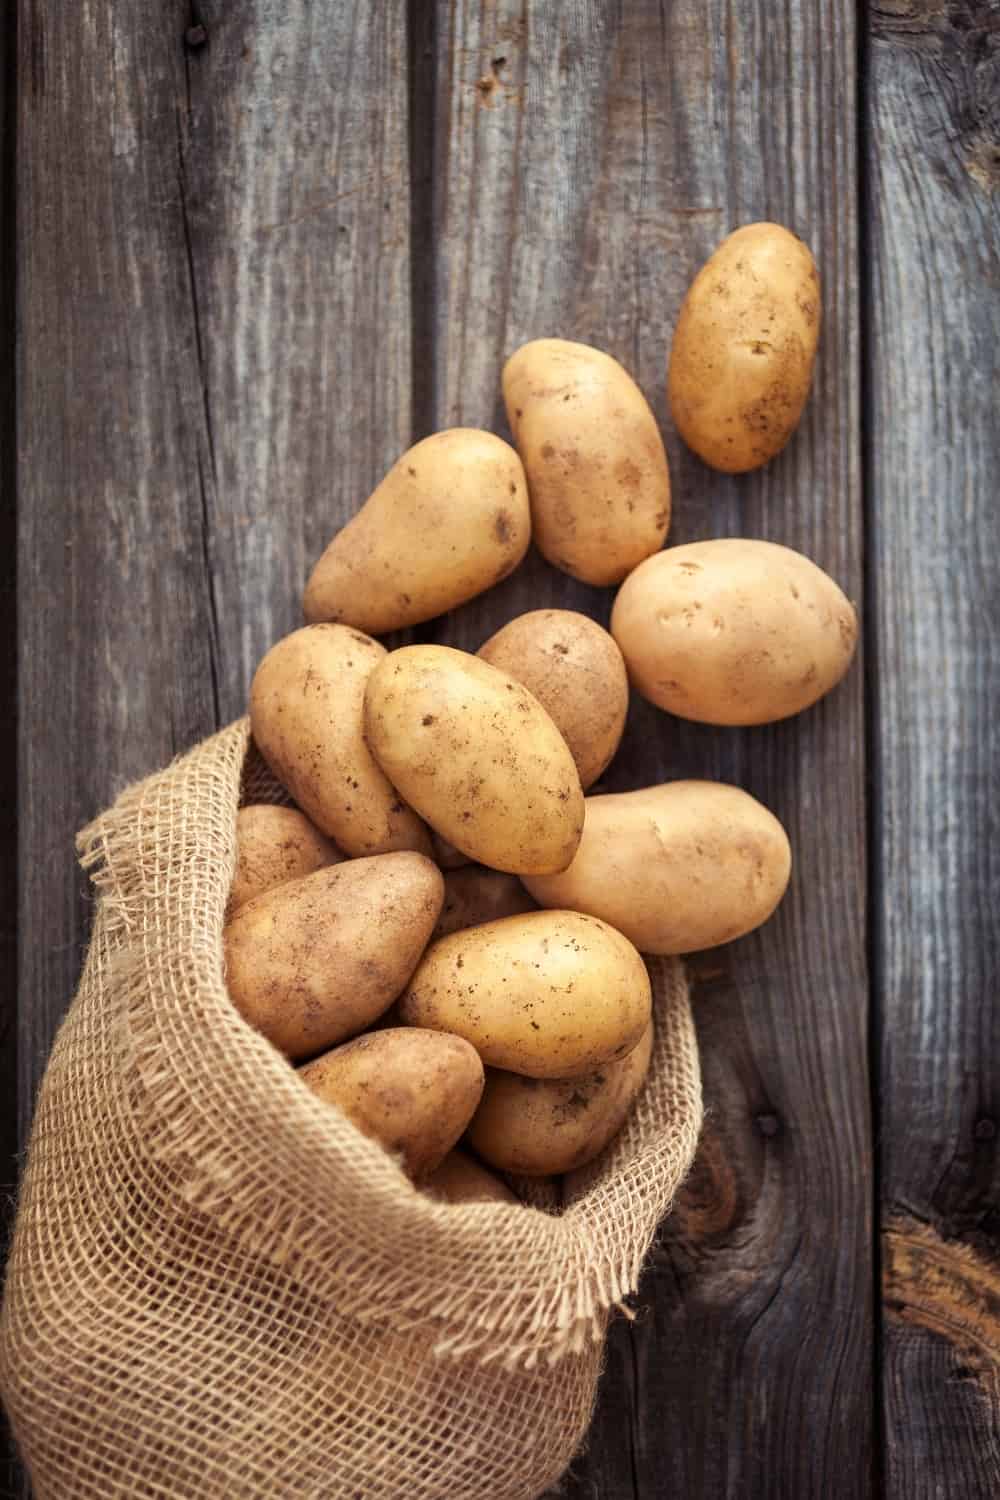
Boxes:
[0,720,702,1499]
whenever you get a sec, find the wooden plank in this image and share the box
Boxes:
[427,3,870,1495]
[867,7,1000,1496]
[16,0,412,1156]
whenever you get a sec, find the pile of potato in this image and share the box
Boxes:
[225,223,856,1203]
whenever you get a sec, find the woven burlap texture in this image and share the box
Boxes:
[0,719,702,1500]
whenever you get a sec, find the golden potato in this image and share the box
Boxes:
[433,866,537,940]
[228,804,343,915]
[610,539,857,725]
[477,610,628,789]
[303,430,530,633]
[668,222,820,472]
[224,853,443,1058]
[363,645,584,875]
[522,783,791,955]
[468,1020,654,1176]
[502,339,670,584]
[399,910,651,1079]
[299,1028,485,1179]
[249,624,431,857]
[422,1149,519,1205]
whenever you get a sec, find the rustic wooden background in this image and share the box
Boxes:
[5,2,999,1496]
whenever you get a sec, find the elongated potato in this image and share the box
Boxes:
[433,866,537,940]
[468,1020,654,1175]
[610,539,857,724]
[423,1149,519,1205]
[303,430,530,633]
[299,1028,485,1179]
[477,610,629,789]
[224,854,443,1058]
[249,624,431,857]
[503,339,670,584]
[399,910,651,1079]
[228,804,343,915]
[363,645,583,875]
[522,783,791,955]
[668,222,820,472]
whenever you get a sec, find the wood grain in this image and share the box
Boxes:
[867,5,1000,1494]
[426,3,870,1496]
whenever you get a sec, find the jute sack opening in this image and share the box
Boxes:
[0,720,702,1499]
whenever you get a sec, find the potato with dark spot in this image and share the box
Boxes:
[433,866,537,940]
[399,909,651,1079]
[423,1149,519,1204]
[522,783,791,955]
[478,610,628,788]
[224,853,443,1058]
[363,645,584,875]
[249,624,431,857]
[610,539,857,724]
[668,222,820,472]
[502,339,670,584]
[303,430,530,633]
[228,804,343,916]
[468,1020,654,1175]
[299,1028,485,1179]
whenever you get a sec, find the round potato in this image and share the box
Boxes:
[249,624,431,857]
[610,539,857,725]
[224,853,443,1058]
[228,804,343,915]
[468,1019,654,1176]
[299,1028,485,1179]
[522,783,791,955]
[502,339,670,585]
[423,1149,519,1205]
[668,222,820,472]
[433,866,537,940]
[303,430,530,633]
[363,645,584,876]
[477,610,628,789]
[399,909,651,1079]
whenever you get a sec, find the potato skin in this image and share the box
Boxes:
[299,1028,485,1179]
[522,783,791,955]
[228,804,343,915]
[468,1020,654,1176]
[433,866,537,940]
[303,430,530,633]
[423,1149,519,1205]
[502,339,670,585]
[249,624,431,857]
[224,854,444,1059]
[668,223,820,472]
[478,610,628,789]
[363,645,584,876]
[399,909,652,1079]
[610,539,857,725]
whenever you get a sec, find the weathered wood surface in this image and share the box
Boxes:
[867,6,1000,1497]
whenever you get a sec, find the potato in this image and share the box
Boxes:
[363,645,584,875]
[399,910,651,1079]
[668,222,820,472]
[423,1149,519,1205]
[477,611,628,789]
[522,783,791,955]
[433,866,537,940]
[468,1020,654,1176]
[224,853,443,1058]
[502,339,670,585]
[610,539,857,725]
[302,430,530,633]
[249,624,431,857]
[299,1028,485,1179]
[228,804,343,915]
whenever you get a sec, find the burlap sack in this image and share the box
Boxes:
[0,720,702,1499]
